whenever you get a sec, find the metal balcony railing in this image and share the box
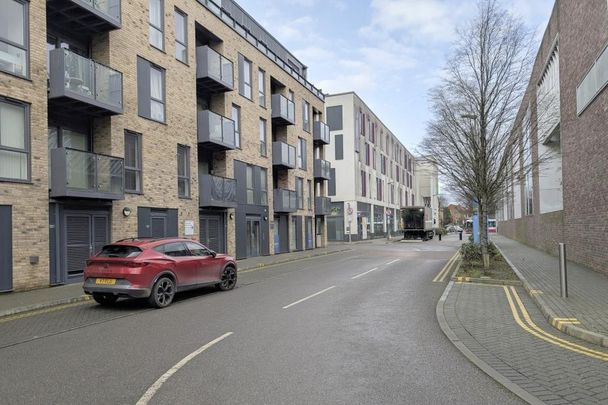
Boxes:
[313,121,330,145]
[274,189,297,213]
[272,141,296,169]
[314,159,331,180]
[198,110,236,150]
[271,94,295,125]
[199,174,237,208]
[196,45,234,93]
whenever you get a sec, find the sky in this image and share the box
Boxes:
[237,0,555,154]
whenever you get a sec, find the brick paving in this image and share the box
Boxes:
[494,235,608,339]
[443,282,608,405]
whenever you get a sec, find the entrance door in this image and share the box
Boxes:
[273,215,280,254]
[200,214,225,253]
[246,216,261,258]
[64,211,109,281]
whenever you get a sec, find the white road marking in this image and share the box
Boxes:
[351,267,379,280]
[136,332,234,405]
[384,259,400,266]
[282,286,336,309]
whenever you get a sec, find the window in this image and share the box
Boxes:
[246,166,254,204]
[185,242,210,256]
[307,180,312,210]
[360,170,366,197]
[259,118,266,157]
[258,69,265,107]
[124,131,142,193]
[231,104,241,148]
[335,134,343,160]
[376,178,383,201]
[0,0,28,77]
[149,0,164,50]
[0,98,29,182]
[239,55,252,99]
[296,177,304,209]
[174,9,187,63]
[259,168,267,205]
[365,143,370,165]
[177,145,190,198]
[297,137,306,169]
[138,57,166,123]
[302,101,310,132]
[577,42,608,114]
[156,242,189,257]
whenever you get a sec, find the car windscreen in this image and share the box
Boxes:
[97,245,142,258]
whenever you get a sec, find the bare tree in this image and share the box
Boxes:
[421,0,550,268]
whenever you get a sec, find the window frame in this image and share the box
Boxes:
[231,104,241,148]
[0,0,29,79]
[259,168,267,205]
[259,118,267,157]
[258,68,265,107]
[149,0,164,51]
[0,97,30,183]
[296,137,304,169]
[149,63,166,123]
[302,100,310,132]
[296,177,304,209]
[124,130,143,194]
[307,179,312,210]
[177,144,191,198]
[239,55,252,100]
[174,8,188,64]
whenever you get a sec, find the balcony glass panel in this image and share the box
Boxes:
[80,0,121,21]
[62,149,124,195]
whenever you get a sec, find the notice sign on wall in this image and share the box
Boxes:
[184,220,195,236]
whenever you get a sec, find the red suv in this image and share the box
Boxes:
[83,238,237,308]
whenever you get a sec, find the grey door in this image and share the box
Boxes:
[246,216,261,258]
[0,206,12,292]
[200,214,225,253]
[305,217,313,250]
[64,212,109,281]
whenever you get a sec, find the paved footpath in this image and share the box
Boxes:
[494,236,608,347]
[438,281,608,405]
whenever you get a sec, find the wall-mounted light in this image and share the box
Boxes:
[229,213,234,220]
[122,207,132,217]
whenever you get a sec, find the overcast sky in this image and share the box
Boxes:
[237,0,555,154]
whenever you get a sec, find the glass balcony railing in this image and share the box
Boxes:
[78,0,121,22]
[48,48,123,115]
[315,196,331,215]
[50,148,124,199]
[314,159,331,180]
[271,94,295,125]
[198,110,236,150]
[196,46,234,93]
[199,174,237,208]
[313,121,330,145]
[272,141,296,169]
[274,189,297,213]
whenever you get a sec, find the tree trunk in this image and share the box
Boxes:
[478,202,490,269]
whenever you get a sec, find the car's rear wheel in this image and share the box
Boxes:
[92,293,118,306]
[217,266,237,291]
[148,276,176,308]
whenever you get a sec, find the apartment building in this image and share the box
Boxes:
[0,0,330,292]
[497,0,608,275]
[414,158,440,228]
[324,92,415,241]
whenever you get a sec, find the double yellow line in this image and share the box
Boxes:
[433,252,459,283]
[503,286,608,361]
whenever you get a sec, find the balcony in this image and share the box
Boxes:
[314,159,331,180]
[313,121,330,145]
[274,189,297,213]
[46,0,121,35]
[271,94,295,126]
[50,148,124,200]
[48,48,123,116]
[198,110,236,150]
[196,46,234,94]
[199,174,237,208]
[315,196,331,216]
[272,141,296,169]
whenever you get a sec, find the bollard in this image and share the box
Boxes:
[438,233,442,241]
[559,243,568,298]
[459,231,463,241]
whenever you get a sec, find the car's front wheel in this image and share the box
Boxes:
[92,293,118,306]
[217,266,237,291]
[148,276,176,308]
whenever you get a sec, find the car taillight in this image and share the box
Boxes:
[126,261,150,268]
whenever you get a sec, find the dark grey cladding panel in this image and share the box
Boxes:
[327,106,343,131]
[0,206,12,292]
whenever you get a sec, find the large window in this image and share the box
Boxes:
[259,168,267,205]
[296,137,306,170]
[360,170,366,197]
[149,0,164,50]
[246,165,254,204]
[124,131,142,193]
[0,0,28,78]
[302,101,310,132]
[307,180,312,210]
[259,118,266,157]
[174,8,187,63]
[239,55,252,100]
[138,57,166,123]
[0,98,29,182]
[177,145,190,198]
[296,177,304,209]
[232,104,241,148]
[258,69,265,107]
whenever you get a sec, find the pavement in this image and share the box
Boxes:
[0,244,352,319]
[0,236,524,404]
[494,235,608,348]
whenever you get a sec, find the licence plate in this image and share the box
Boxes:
[95,278,116,285]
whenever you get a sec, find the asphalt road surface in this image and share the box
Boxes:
[0,235,523,404]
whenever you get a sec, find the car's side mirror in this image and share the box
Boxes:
[209,250,217,257]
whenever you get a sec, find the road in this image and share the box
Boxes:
[0,235,523,404]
